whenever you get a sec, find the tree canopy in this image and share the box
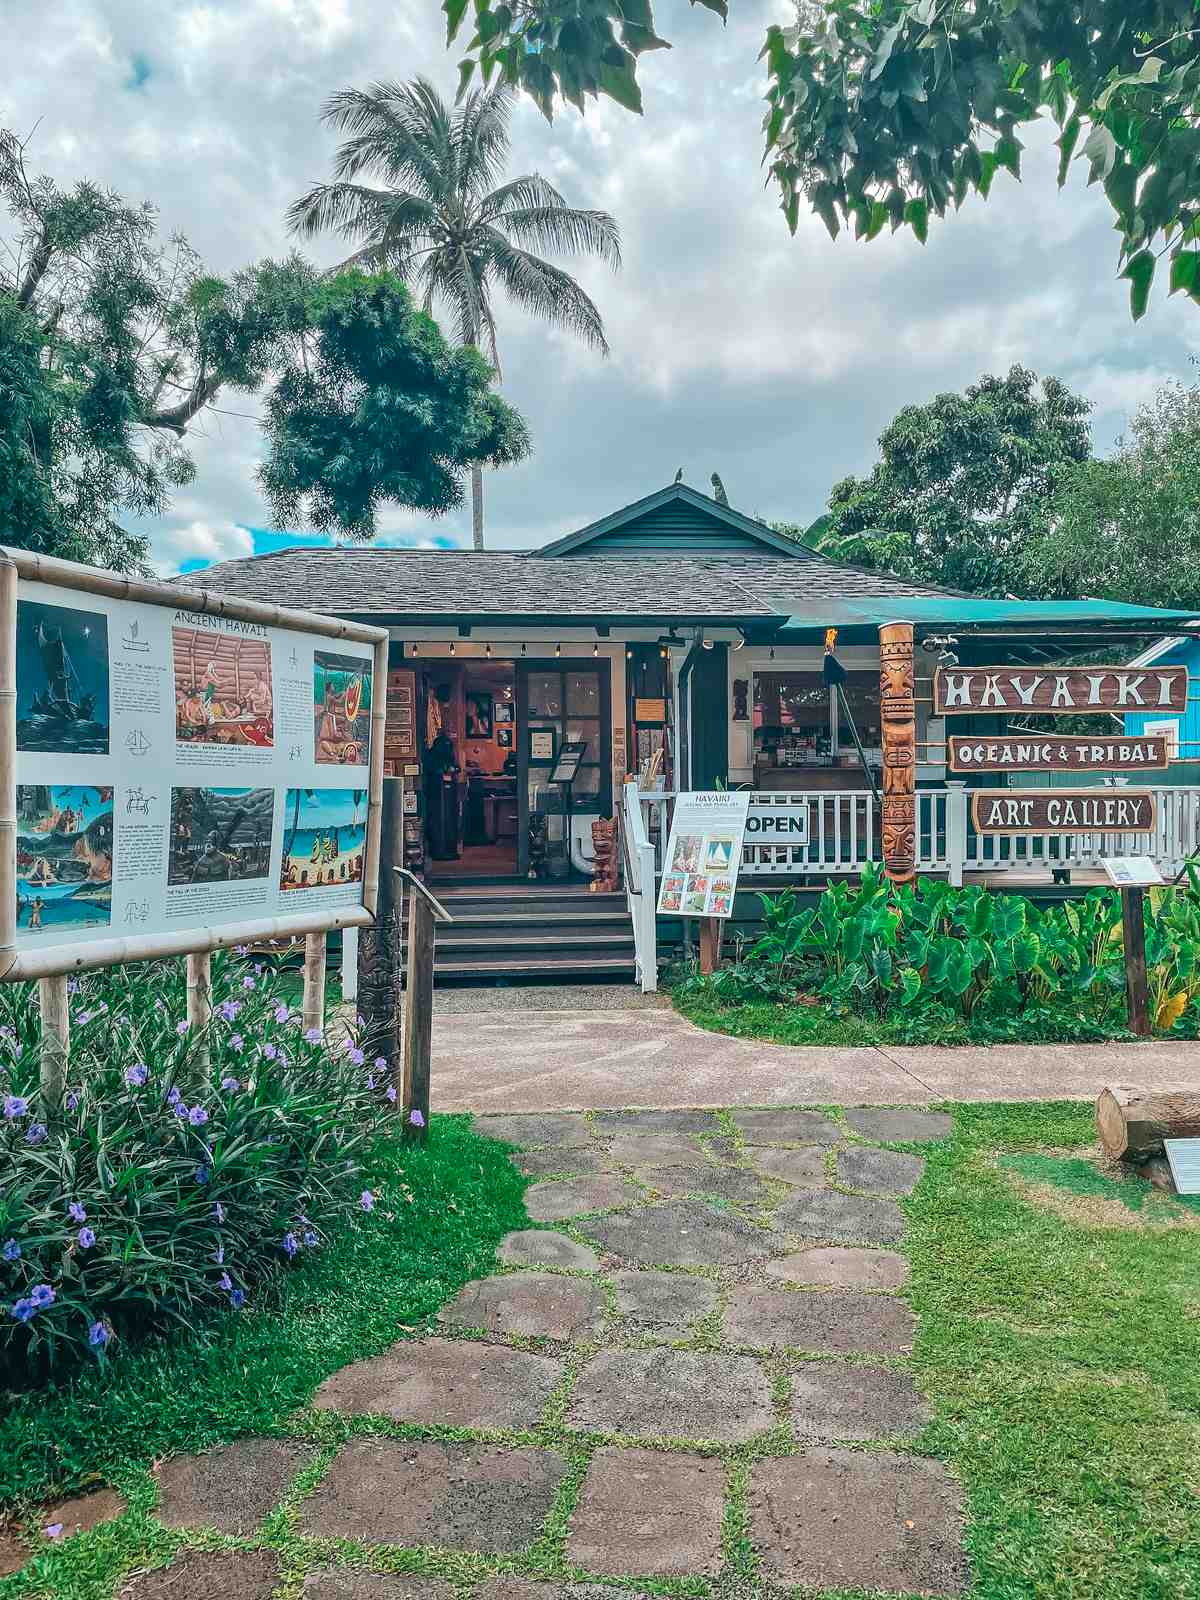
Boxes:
[445,0,1200,319]
[798,365,1092,596]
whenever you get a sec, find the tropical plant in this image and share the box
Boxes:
[287,77,621,549]
[445,0,1200,324]
[0,951,396,1379]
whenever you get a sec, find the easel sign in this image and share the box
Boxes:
[658,790,750,971]
[0,546,387,1090]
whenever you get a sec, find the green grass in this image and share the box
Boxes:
[908,1102,1200,1599]
[0,1114,524,1567]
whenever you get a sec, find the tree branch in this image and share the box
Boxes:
[141,370,222,436]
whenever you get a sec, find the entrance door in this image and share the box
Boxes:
[517,660,612,876]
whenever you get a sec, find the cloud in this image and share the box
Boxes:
[3,0,1198,583]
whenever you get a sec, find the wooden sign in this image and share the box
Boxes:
[384,668,418,762]
[934,665,1187,716]
[948,734,1169,774]
[971,790,1157,834]
[635,697,667,724]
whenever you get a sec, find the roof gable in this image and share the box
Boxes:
[536,483,805,559]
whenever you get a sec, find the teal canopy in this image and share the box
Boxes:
[773,595,1200,630]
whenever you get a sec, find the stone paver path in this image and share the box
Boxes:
[69,1102,967,1599]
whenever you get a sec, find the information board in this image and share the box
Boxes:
[657,790,751,919]
[1163,1138,1200,1195]
[1101,856,1164,887]
[3,555,386,978]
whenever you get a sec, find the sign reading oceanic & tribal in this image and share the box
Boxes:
[933,666,1187,715]
[970,790,1157,835]
[948,735,1169,774]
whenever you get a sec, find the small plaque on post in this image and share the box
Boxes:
[1101,856,1164,887]
[1164,1138,1200,1195]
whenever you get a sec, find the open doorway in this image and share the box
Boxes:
[421,659,519,879]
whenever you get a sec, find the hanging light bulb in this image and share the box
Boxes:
[485,641,492,657]
[449,640,455,656]
[555,642,562,658]
[769,646,775,661]
[592,641,599,656]
[520,642,526,656]
[411,641,419,657]
[626,647,633,660]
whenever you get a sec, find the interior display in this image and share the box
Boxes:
[314,650,372,765]
[384,668,418,764]
[551,739,587,784]
[497,726,513,748]
[465,691,493,738]
[174,623,273,748]
[529,728,556,762]
[495,702,513,723]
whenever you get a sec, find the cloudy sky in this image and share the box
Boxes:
[4,0,1200,574]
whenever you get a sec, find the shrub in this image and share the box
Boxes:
[0,950,395,1380]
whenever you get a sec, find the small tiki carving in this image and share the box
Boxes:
[590,817,619,892]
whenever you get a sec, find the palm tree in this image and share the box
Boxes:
[288,78,621,549]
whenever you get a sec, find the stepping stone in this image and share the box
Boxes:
[300,1439,567,1553]
[749,1147,828,1186]
[582,1199,779,1268]
[525,1175,640,1222]
[156,1438,315,1534]
[637,1164,770,1207]
[439,1271,607,1341]
[121,1550,280,1598]
[303,1576,456,1600]
[591,1109,720,1136]
[38,1485,127,1538]
[0,1529,26,1577]
[750,1449,968,1592]
[732,1108,840,1145]
[725,1288,915,1354]
[790,1365,930,1441]
[766,1247,910,1290]
[612,1269,720,1335]
[845,1107,953,1144]
[606,1133,710,1168]
[568,1348,773,1442]
[568,1446,725,1575]
[512,1148,612,1179]
[313,1337,560,1429]
[776,1188,905,1245]
[475,1112,594,1148]
[476,1584,651,1600]
[498,1230,601,1272]
[840,1146,926,1196]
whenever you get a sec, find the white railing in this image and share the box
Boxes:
[622,779,660,993]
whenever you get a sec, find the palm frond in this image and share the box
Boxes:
[451,84,513,202]
[286,182,396,241]
[490,198,621,269]
[320,81,453,203]
[482,234,610,355]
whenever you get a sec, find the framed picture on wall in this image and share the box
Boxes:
[465,692,493,739]
[528,727,556,762]
[497,727,513,749]
[495,702,513,723]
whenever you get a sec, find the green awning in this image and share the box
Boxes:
[774,596,1200,630]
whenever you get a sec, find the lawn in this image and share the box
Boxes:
[0,1113,526,1599]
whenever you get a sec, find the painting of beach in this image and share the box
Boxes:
[16,785,113,934]
[280,788,367,891]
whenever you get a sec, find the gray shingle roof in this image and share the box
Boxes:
[187,545,958,621]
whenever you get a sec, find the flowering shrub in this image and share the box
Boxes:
[0,951,396,1380]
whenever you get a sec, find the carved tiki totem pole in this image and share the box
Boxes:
[878,621,916,883]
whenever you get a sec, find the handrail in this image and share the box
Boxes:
[623,779,659,993]
[392,867,454,924]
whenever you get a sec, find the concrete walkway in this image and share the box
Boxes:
[433,1001,1200,1111]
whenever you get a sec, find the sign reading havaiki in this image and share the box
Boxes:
[933,666,1187,715]
[970,790,1156,834]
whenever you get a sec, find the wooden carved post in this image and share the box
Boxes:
[402,885,434,1143]
[1120,886,1151,1038]
[879,621,916,884]
[358,778,404,1071]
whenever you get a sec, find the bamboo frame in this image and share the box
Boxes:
[0,545,388,985]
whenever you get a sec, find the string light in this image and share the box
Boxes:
[626,647,633,660]
[485,641,492,657]
[410,642,419,657]
[555,642,562,657]
[593,641,599,656]
[520,642,526,656]
[449,640,455,655]
[769,646,775,661]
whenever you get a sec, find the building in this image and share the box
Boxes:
[1123,630,1200,785]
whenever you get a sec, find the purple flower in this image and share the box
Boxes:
[43,1523,63,1539]
[359,1190,375,1212]
[173,1101,189,1119]
[26,1123,47,1145]
[175,1019,189,1036]
[263,1043,278,1061]
[274,1003,290,1024]
[366,1076,376,1092]
[213,1246,224,1265]
[194,1166,210,1185]
[242,975,256,990]
[218,999,241,1022]
[386,1086,397,1104]
[67,980,79,995]
[30,1284,54,1308]
[282,1231,299,1257]
[11,1298,35,1322]
[3,1095,28,1118]
[218,1270,233,1291]
[68,1202,87,1223]
[234,944,248,955]
[254,963,263,975]
[167,1086,183,1106]
[88,1321,109,1348]
[230,1287,245,1310]
[125,1064,148,1087]
[348,1047,365,1068]
[188,1105,209,1127]
[408,1109,425,1129]
[374,1055,387,1071]
[76,1009,93,1025]
[303,1229,318,1248]
[212,1202,226,1223]
[65,1092,79,1111]
[78,1227,96,1249]
[229,1034,245,1053]
[303,1027,322,1044]
[2,1239,19,1261]
[220,1077,239,1092]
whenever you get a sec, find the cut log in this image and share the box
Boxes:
[1096,1084,1200,1162]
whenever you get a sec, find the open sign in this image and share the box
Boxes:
[744,807,811,844]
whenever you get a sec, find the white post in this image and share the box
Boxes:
[946,781,968,887]
[638,839,658,993]
[341,926,359,1006]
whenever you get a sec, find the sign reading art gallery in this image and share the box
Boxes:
[971,790,1157,835]
[948,735,1169,774]
[934,666,1187,716]
[0,549,386,981]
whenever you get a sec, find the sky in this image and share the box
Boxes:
[4,0,1200,576]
